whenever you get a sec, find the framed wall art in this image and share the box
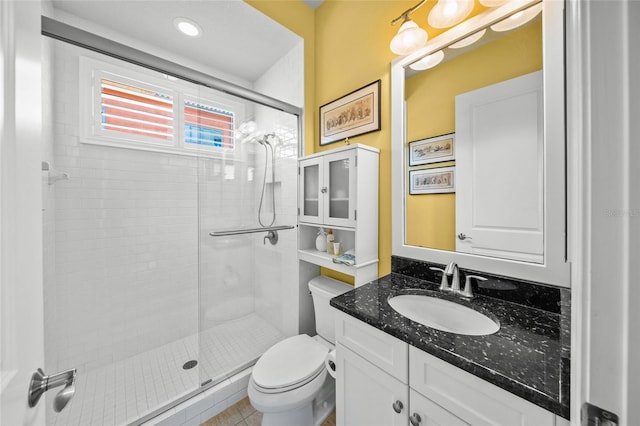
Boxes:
[408,133,455,166]
[409,166,455,195]
[319,80,381,146]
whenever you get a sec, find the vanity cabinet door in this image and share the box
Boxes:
[409,389,469,426]
[409,347,555,426]
[336,343,408,426]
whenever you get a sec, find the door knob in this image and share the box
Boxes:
[410,413,422,425]
[28,367,77,412]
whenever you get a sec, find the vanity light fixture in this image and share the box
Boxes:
[427,0,474,29]
[478,0,509,7]
[409,50,445,70]
[390,0,428,56]
[490,3,542,32]
[448,29,486,48]
[173,17,202,37]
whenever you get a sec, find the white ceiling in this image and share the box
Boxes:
[50,0,302,83]
[303,0,324,9]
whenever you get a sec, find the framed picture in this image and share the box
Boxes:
[409,166,455,194]
[408,133,455,166]
[319,80,381,146]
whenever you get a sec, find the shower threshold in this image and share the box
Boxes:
[46,313,283,426]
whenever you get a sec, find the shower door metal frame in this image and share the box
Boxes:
[41,15,304,426]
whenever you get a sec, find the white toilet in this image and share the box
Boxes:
[248,276,352,426]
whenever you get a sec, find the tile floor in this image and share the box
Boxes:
[46,314,282,426]
[200,397,336,426]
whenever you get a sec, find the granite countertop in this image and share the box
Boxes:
[330,272,570,419]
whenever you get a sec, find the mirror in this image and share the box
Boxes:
[391,0,570,286]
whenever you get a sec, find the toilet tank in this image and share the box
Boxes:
[308,276,353,343]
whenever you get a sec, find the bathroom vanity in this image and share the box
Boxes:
[330,257,570,426]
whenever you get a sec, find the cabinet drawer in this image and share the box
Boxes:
[335,312,408,383]
[409,346,555,426]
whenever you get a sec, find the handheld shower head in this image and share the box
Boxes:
[263,133,280,147]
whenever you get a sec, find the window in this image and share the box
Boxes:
[100,79,174,142]
[81,57,239,156]
[183,100,234,149]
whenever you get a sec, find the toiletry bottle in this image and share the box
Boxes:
[326,228,334,254]
[315,228,327,252]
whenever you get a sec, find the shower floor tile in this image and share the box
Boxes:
[46,314,283,426]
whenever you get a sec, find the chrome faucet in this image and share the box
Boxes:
[444,261,461,293]
[430,262,486,299]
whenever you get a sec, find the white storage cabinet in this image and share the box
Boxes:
[298,144,379,286]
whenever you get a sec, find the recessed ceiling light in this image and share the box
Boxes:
[173,17,202,38]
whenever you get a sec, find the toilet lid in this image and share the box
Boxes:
[253,335,328,390]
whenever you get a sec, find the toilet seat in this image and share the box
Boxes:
[252,334,328,394]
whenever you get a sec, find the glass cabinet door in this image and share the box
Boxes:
[325,150,356,227]
[300,158,323,224]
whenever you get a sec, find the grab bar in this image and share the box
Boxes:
[209,225,295,237]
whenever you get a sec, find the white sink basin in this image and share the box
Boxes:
[387,294,499,336]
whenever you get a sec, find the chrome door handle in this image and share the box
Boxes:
[28,367,77,412]
[457,233,472,241]
[392,400,404,413]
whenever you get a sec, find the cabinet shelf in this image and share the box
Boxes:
[298,248,378,275]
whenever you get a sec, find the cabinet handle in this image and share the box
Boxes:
[321,186,327,193]
[410,413,422,425]
[392,400,404,413]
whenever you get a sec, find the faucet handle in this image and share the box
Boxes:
[429,267,449,291]
[462,275,487,298]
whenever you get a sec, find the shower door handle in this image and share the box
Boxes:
[28,367,77,412]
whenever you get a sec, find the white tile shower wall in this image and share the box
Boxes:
[251,39,303,337]
[48,40,201,373]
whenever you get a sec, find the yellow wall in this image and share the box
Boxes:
[313,0,412,279]
[246,0,541,281]
[405,20,542,250]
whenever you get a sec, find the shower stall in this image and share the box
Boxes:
[40,13,303,425]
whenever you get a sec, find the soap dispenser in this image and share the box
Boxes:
[315,228,327,252]
[326,228,335,254]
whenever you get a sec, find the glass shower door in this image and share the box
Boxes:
[197,89,300,391]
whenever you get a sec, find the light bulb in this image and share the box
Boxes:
[428,0,474,29]
[491,3,542,32]
[409,50,445,70]
[390,19,428,56]
[449,29,486,49]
